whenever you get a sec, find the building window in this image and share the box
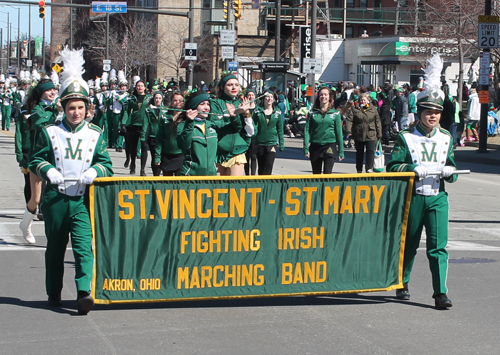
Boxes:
[357,65,366,86]
[370,65,380,89]
[347,0,354,8]
[360,0,367,8]
[383,65,397,84]
[374,0,381,7]
[346,25,354,39]
[333,0,342,7]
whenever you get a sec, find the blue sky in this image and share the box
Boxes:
[0,0,51,44]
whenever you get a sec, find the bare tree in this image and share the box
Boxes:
[84,14,161,81]
[157,20,213,84]
[405,0,483,103]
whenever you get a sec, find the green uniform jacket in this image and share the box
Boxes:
[29,119,113,190]
[210,94,251,163]
[143,104,162,141]
[90,95,107,128]
[154,111,183,164]
[386,124,458,192]
[15,105,31,168]
[345,104,382,142]
[303,107,345,158]
[177,116,242,176]
[122,94,152,127]
[28,100,61,157]
[408,92,417,114]
[252,106,284,150]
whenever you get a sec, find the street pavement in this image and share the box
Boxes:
[1,128,500,355]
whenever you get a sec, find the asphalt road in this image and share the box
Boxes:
[1,130,500,355]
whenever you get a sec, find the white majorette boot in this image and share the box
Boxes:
[19,207,36,244]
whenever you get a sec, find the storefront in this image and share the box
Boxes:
[341,36,476,95]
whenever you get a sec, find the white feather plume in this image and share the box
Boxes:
[88,79,95,88]
[118,70,126,83]
[95,77,101,88]
[5,78,10,88]
[20,71,26,80]
[422,54,443,93]
[109,69,117,81]
[101,71,109,84]
[59,46,88,96]
[51,70,59,87]
[32,69,41,82]
[132,75,140,86]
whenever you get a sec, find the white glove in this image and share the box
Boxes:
[244,116,255,137]
[441,166,455,178]
[414,165,428,179]
[78,168,98,185]
[46,168,64,185]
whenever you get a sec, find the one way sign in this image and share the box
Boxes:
[184,43,198,61]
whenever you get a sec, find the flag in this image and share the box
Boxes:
[122,31,129,50]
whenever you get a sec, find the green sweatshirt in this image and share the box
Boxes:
[154,111,183,164]
[15,105,31,168]
[122,94,151,127]
[210,94,251,163]
[142,104,162,141]
[252,106,284,150]
[28,100,61,157]
[177,115,242,176]
[303,107,344,158]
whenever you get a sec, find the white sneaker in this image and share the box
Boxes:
[20,207,36,244]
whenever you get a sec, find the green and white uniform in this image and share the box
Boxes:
[387,122,457,296]
[29,119,113,297]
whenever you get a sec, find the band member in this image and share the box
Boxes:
[29,47,113,315]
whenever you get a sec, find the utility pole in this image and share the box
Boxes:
[29,5,31,61]
[17,7,20,72]
[225,0,235,71]
[187,0,194,89]
[479,0,492,152]
[394,0,400,35]
[275,0,281,61]
[106,13,109,59]
[310,0,317,105]
[42,16,45,73]
[70,0,73,49]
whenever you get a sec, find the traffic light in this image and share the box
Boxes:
[39,0,46,19]
[223,1,229,20]
[234,0,243,19]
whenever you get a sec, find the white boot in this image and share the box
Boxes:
[19,207,36,244]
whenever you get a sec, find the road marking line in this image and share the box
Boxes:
[419,240,500,251]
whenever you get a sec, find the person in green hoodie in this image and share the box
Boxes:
[252,91,284,175]
[177,91,246,176]
[303,86,344,174]
[210,73,253,176]
[121,80,151,175]
[154,91,185,176]
[19,78,62,244]
[142,91,165,176]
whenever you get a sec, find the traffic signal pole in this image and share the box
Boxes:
[479,0,492,153]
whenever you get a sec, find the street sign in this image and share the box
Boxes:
[479,52,490,86]
[303,58,322,74]
[220,30,236,45]
[103,59,112,65]
[184,43,198,61]
[228,61,238,72]
[92,2,127,13]
[103,64,111,71]
[479,90,489,104]
[26,60,32,67]
[221,46,234,60]
[52,64,62,73]
[478,15,499,49]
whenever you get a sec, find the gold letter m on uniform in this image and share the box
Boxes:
[421,142,437,162]
[65,138,83,160]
